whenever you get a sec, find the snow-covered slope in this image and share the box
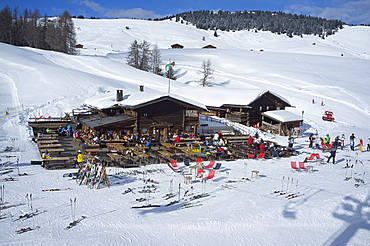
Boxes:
[0,18,369,245]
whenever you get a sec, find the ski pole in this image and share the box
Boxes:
[281,176,284,192]
[178,183,181,201]
[286,177,290,191]
[30,194,33,213]
[70,198,74,221]
[26,193,29,212]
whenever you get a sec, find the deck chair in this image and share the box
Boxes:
[248,153,254,159]
[168,159,180,172]
[291,161,299,171]
[213,163,222,170]
[196,158,202,164]
[299,162,307,171]
[307,154,316,161]
[204,170,215,181]
[205,160,215,169]
[196,168,204,178]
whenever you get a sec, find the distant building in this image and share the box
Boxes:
[171,44,184,49]
[75,44,84,49]
[202,44,217,49]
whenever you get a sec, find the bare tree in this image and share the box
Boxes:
[150,43,162,75]
[198,59,214,87]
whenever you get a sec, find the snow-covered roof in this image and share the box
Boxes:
[262,110,302,123]
[85,91,208,111]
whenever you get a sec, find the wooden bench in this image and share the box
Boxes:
[41,148,65,156]
[38,143,62,149]
[107,152,124,161]
[42,157,70,169]
[37,140,59,145]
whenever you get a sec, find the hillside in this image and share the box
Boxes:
[0,18,369,245]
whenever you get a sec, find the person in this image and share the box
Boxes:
[260,142,265,152]
[350,133,356,151]
[321,101,324,106]
[309,134,314,148]
[288,136,294,148]
[367,137,370,151]
[174,134,180,144]
[218,138,224,146]
[213,132,219,142]
[145,140,151,149]
[42,150,50,159]
[312,99,315,104]
[248,136,253,146]
[359,138,363,152]
[327,142,337,164]
[340,134,345,150]
[67,124,72,138]
[325,134,330,147]
[76,150,83,167]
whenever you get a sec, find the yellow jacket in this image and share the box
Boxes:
[77,153,83,163]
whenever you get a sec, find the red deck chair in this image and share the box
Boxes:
[248,153,254,159]
[204,170,215,181]
[308,154,316,161]
[196,158,203,164]
[168,159,180,172]
[299,162,306,171]
[205,160,215,169]
[257,152,265,159]
[196,168,204,178]
[291,161,299,171]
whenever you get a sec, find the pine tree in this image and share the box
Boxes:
[127,40,140,68]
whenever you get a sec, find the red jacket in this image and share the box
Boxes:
[260,144,265,152]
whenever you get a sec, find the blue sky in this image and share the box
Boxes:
[2,0,370,24]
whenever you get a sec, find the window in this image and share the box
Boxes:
[259,106,262,111]
[266,106,269,111]
[186,110,198,117]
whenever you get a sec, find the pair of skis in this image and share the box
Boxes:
[42,188,71,192]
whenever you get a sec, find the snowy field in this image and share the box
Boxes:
[0,19,369,245]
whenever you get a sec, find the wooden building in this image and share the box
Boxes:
[261,110,303,136]
[76,93,207,140]
[75,44,84,49]
[206,90,291,127]
[171,44,184,49]
[202,44,217,49]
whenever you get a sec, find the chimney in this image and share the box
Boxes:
[116,90,123,101]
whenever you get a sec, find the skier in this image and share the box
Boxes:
[309,134,314,148]
[327,141,337,164]
[359,139,363,152]
[321,101,324,106]
[340,134,345,150]
[312,99,315,104]
[76,150,83,168]
[350,133,356,151]
[367,137,370,151]
[288,136,294,148]
[325,134,331,147]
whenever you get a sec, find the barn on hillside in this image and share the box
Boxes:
[171,44,184,49]
[202,44,217,49]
